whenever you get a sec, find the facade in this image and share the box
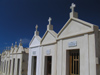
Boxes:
[1,3,100,75]
[28,25,42,75]
[28,3,100,75]
[1,40,29,75]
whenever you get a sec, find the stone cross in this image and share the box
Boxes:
[8,47,10,50]
[20,39,22,43]
[6,47,7,50]
[19,39,22,46]
[70,3,76,12]
[12,43,13,46]
[15,42,17,44]
[48,17,52,25]
[11,43,13,48]
[35,25,38,31]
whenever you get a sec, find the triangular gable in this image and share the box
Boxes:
[7,51,10,57]
[17,46,25,53]
[41,30,57,45]
[29,36,41,47]
[10,47,14,54]
[58,18,94,39]
[13,47,18,53]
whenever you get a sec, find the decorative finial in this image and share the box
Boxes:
[8,47,10,50]
[70,3,78,18]
[19,39,22,46]
[70,3,76,13]
[11,43,14,48]
[12,43,13,46]
[35,25,38,31]
[48,17,52,25]
[15,42,17,47]
[15,42,17,45]
[6,47,7,50]
[34,25,39,36]
[20,39,22,43]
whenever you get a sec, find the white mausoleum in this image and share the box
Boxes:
[28,25,42,75]
[28,3,100,75]
[1,40,29,75]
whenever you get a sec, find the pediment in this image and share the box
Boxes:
[13,47,18,53]
[29,36,41,47]
[41,30,57,45]
[17,46,25,53]
[10,48,14,54]
[7,51,10,57]
[58,18,94,38]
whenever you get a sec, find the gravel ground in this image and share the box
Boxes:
[0,72,2,75]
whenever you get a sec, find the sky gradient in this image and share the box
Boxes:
[0,0,100,53]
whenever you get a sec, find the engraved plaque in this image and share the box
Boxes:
[33,51,36,55]
[68,41,77,47]
[46,50,51,55]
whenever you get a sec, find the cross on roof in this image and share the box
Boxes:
[20,39,22,43]
[70,3,76,12]
[12,43,13,46]
[35,25,38,31]
[8,47,10,50]
[48,17,52,25]
[6,47,7,50]
[15,42,17,45]
[11,43,13,47]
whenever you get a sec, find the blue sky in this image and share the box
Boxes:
[0,0,100,53]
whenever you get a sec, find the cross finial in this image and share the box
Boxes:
[12,43,13,46]
[70,3,76,12]
[6,47,7,50]
[11,43,14,48]
[19,39,22,46]
[35,25,38,31]
[15,42,17,45]
[8,47,10,50]
[20,39,22,43]
[48,17,52,25]
[15,42,17,47]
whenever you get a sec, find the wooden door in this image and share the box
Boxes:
[69,50,79,75]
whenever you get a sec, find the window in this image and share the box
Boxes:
[69,50,79,75]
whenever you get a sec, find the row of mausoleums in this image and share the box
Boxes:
[1,3,100,75]
[1,40,29,75]
[28,3,100,75]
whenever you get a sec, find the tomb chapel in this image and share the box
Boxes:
[28,3,100,75]
[1,40,29,75]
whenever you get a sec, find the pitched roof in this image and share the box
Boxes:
[41,30,57,43]
[57,17,95,37]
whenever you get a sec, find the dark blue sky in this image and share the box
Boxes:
[0,0,100,53]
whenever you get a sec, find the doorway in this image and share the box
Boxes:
[32,56,37,75]
[17,59,20,75]
[9,60,11,75]
[44,56,52,75]
[12,59,15,75]
[69,50,79,75]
